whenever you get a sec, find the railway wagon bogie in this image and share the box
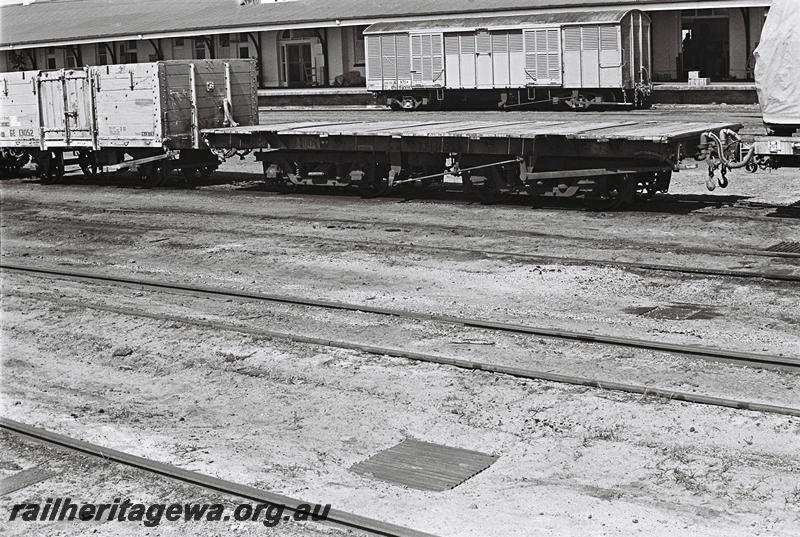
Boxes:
[365,10,651,110]
[202,116,730,209]
[0,59,258,182]
[248,146,672,208]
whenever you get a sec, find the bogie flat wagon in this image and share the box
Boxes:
[365,10,651,110]
[0,59,258,182]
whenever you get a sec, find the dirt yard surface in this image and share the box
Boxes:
[0,431,353,536]
[1,110,800,536]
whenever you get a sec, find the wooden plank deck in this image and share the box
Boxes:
[205,119,740,144]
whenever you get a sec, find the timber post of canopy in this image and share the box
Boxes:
[247,32,263,88]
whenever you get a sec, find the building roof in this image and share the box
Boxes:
[0,0,771,50]
[365,10,635,34]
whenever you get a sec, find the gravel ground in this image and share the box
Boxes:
[2,291,800,536]
[0,431,354,536]
[3,183,798,359]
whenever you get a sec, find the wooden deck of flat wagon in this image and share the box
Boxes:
[202,118,742,208]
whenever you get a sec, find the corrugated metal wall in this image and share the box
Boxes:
[524,28,561,85]
[563,24,625,88]
[366,33,412,90]
[368,15,648,92]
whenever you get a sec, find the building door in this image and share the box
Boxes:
[681,12,729,79]
[282,43,313,87]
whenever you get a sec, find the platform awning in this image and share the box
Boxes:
[364,10,635,34]
[0,0,771,51]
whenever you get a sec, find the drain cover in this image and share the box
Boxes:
[351,439,497,491]
[638,304,718,321]
[0,466,56,496]
[766,241,800,253]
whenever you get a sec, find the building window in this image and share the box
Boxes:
[46,47,58,69]
[681,8,728,18]
[97,44,109,65]
[281,29,318,40]
[119,40,138,63]
[239,45,250,58]
[219,34,230,48]
[194,37,209,59]
[175,38,184,47]
[66,50,77,68]
[352,26,366,66]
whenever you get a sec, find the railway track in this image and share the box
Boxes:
[0,418,435,537]
[233,233,800,283]
[4,263,800,416]
[5,208,799,282]
[4,263,796,369]
[12,200,800,259]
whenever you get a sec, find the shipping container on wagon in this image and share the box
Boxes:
[364,10,651,110]
[0,59,258,181]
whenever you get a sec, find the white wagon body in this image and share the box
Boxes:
[1,59,258,150]
[364,10,651,109]
[0,59,258,180]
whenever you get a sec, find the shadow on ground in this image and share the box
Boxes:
[4,167,796,217]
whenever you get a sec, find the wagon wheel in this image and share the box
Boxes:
[0,150,22,179]
[78,151,98,178]
[137,162,167,188]
[393,175,420,199]
[198,165,216,178]
[463,167,508,205]
[352,159,388,198]
[635,170,672,201]
[583,192,625,211]
[39,152,65,184]
[268,159,301,192]
[582,174,634,211]
[181,168,197,180]
[422,97,444,111]
[566,94,591,111]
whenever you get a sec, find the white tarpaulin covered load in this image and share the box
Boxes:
[754,0,800,130]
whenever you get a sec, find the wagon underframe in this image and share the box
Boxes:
[202,118,741,207]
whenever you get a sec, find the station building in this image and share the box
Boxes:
[0,0,771,88]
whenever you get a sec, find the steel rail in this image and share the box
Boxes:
[5,206,799,278]
[251,234,800,283]
[3,263,798,371]
[5,197,800,261]
[0,418,436,537]
[8,296,800,419]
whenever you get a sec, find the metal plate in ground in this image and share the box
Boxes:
[767,241,800,253]
[350,439,497,492]
[0,466,56,496]
[637,304,719,321]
